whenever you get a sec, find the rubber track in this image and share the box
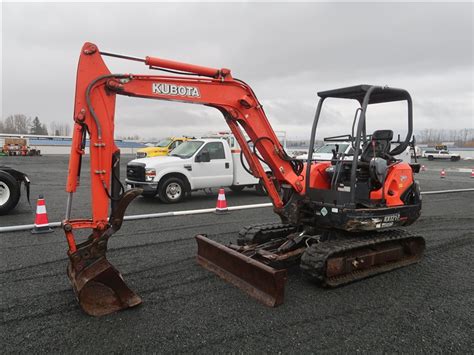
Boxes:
[300,229,425,287]
[237,222,297,246]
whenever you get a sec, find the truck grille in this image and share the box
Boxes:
[126,163,146,181]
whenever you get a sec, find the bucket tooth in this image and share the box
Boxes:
[195,234,287,307]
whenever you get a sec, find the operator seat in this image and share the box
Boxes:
[360,130,394,189]
[360,130,393,162]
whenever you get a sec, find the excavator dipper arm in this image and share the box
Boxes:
[64,42,304,315]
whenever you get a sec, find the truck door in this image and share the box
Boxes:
[192,142,233,189]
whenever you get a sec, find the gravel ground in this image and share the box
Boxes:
[1,155,473,353]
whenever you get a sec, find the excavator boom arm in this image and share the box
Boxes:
[66,42,303,226]
[62,43,306,316]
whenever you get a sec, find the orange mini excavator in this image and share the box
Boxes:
[64,42,424,316]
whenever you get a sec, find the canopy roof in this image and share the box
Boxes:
[317,85,410,104]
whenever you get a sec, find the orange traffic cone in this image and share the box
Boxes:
[421,165,426,172]
[31,195,53,234]
[440,169,446,179]
[214,188,229,214]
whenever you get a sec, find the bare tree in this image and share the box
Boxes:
[49,121,71,136]
[416,128,474,146]
[14,114,31,133]
[2,115,29,133]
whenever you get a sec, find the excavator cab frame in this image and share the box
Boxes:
[306,85,413,204]
[285,85,422,232]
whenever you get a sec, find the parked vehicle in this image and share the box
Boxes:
[410,145,422,158]
[297,136,411,163]
[135,136,191,158]
[296,141,354,161]
[126,137,269,203]
[0,136,41,156]
[0,167,30,215]
[422,149,461,161]
[61,42,426,315]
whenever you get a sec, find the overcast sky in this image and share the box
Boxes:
[1,2,473,140]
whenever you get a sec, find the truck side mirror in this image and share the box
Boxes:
[196,151,211,163]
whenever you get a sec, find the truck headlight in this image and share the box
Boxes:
[145,168,156,182]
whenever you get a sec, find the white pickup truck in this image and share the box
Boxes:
[125,138,267,203]
[422,149,461,161]
[296,141,354,161]
[296,141,411,163]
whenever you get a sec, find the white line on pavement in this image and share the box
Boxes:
[1,189,473,233]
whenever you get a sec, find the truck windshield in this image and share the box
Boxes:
[155,138,173,147]
[316,143,349,154]
[170,141,204,158]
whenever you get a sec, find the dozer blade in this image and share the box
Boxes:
[195,234,287,307]
[67,188,143,316]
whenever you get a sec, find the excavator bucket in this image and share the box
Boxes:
[66,189,143,316]
[67,249,142,317]
[195,234,287,307]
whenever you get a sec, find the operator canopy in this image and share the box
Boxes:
[317,85,410,104]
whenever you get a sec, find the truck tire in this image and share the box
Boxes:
[255,181,267,196]
[230,185,245,193]
[0,171,21,215]
[158,177,186,203]
[427,155,434,161]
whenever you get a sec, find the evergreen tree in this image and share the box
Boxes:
[30,116,42,134]
[29,116,49,135]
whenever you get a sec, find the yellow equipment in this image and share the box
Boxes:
[135,137,191,158]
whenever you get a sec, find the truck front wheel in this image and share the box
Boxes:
[255,181,267,196]
[0,171,21,215]
[427,155,434,161]
[230,185,245,193]
[159,177,186,203]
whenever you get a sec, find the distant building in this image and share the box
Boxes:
[0,133,146,155]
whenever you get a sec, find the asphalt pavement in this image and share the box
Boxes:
[1,155,473,353]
